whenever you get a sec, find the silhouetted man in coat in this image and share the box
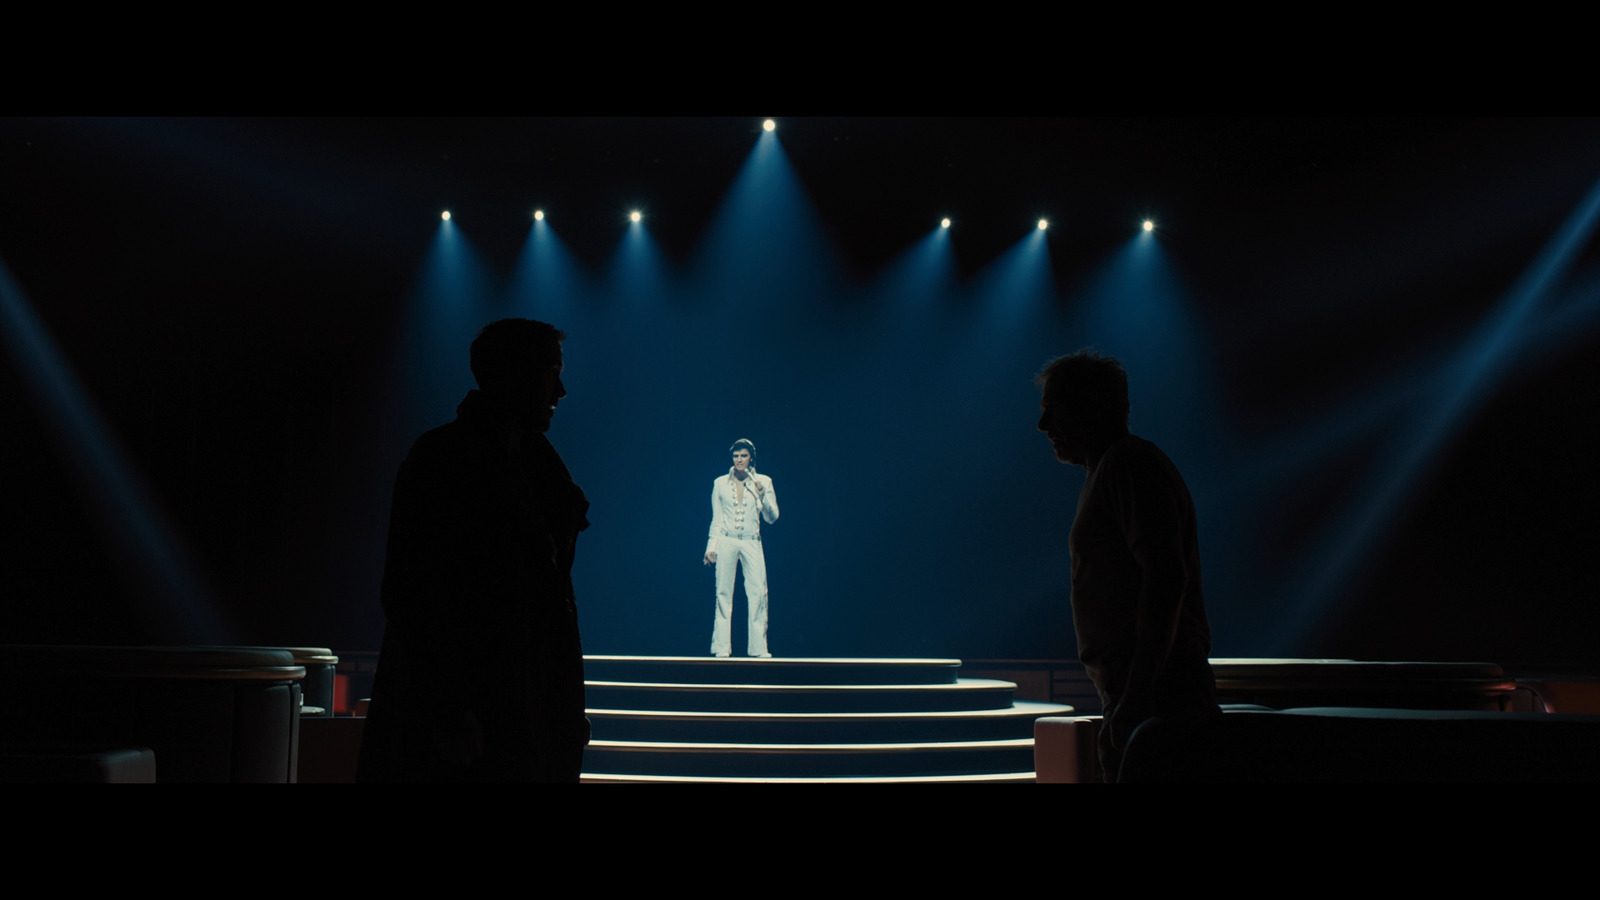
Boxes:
[359,319,590,782]
[1036,350,1218,782]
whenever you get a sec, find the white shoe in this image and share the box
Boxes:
[756,652,772,659]
[714,652,730,658]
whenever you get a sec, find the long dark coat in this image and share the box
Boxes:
[358,391,590,782]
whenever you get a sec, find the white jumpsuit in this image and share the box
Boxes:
[707,467,779,657]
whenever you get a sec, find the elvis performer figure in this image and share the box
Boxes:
[704,438,779,658]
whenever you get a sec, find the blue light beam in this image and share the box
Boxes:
[1273,177,1600,649]
[0,256,227,641]
[386,216,499,449]
[966,225,1055,336]
[684,126,847,311]
[506,211,589,323]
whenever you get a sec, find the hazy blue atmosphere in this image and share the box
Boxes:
[4,118,1597,666]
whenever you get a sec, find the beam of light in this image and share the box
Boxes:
[1143,219,1155,232]
[629,210,642,223]
[385,216,499,449]
[684,113,847,305]
[560,204,684,659]
[507,205,589,323]
[441,210,451,221]
[864,220,959,328]
[923,225,1077,665]
[1069,231,1214,450]
[534,209,544,221]
[1037,218,1049,231]
[1057,230,1230,636]
[602,206,670,319]
[941,217,951,229]
[1271,176,1600,650]
[1219,263,1600,528]
[357,216,501,652]
[0,255,228,642]
[1525,264,1600,356]
[967,224,1056,335]
[1214,267,1600,529]
[763,119,776,132]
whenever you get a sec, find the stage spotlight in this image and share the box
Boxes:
[534,210,544,221]
[763,119,776,132]
[1037,219,1049,231]
[441,210,451,221]
[629,210,642,223]
[1143,219,1154,232]
[941,217,951,229]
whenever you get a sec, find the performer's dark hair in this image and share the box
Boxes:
[470,318,565,394]
[729,438,757,462]
[1035,350,1130,431]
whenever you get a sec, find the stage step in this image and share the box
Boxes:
[581,656,1071,782]
[584,655,960,686]
[588,700,1065,743]
[586,677,1018,713]
[582,772,1038,784]
[585,737,1035,778]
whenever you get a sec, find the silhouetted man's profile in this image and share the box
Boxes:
[1036,350,1217,782]
[359,318,590,782]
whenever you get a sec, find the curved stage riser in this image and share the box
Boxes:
[586,740,1036,779]
[580,656,1071,782]
[588,704,1061,743]
[585,656,961,686]
[587,681,1018,713]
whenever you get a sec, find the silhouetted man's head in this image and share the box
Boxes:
[471,318,566,433]
[1035,350,1129,467]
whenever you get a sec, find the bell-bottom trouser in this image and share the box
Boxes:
[710,535,768,657]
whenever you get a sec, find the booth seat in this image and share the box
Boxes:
[1119,706,1600,782]
[1036,707,1600,783]
[1035,659,1585,783]
[1,645,305,783]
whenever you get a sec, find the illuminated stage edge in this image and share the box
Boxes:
[581,655,1072,783]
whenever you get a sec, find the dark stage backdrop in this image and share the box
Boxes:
[2,118,1597,667]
